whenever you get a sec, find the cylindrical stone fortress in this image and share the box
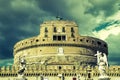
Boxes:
[13,20,108,66]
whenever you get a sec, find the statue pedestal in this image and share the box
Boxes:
[98,76,110,80]
[16,75,27,80]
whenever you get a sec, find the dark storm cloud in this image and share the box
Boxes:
[0,0,72,59]
[85,0,120,17]
[0,0,56,59]
[35,0,75,20]
[37,0,65,14]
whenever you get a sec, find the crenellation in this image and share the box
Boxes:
[0,65,120,78]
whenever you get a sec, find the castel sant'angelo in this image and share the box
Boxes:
[0,18,120,80]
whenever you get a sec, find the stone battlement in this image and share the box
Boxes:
[0,65,120,77]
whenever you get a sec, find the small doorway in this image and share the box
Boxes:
[73,77,76,80]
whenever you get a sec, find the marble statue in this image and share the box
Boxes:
[95,51,109,79]
[17,57,27,80]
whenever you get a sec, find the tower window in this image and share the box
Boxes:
[53,27,57,32]
[53,35,66,41]
[62,35,66,41]
[45,27,48,33]
[71,27,74,32]
[58,36,61,41]
[71,33,75,38]
[62,27,65,32]
[53,35,57,41]
[44,34,48,38]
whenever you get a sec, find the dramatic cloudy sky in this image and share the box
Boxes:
[0,0,120,66]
